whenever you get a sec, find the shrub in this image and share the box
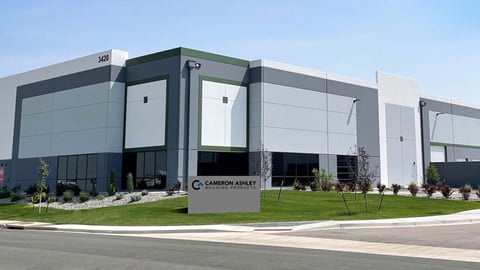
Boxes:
[312,168,334,192]
[115,194,124,201]
[48,195,57,203]
[79,192,89,203]
[459,184,472,200]
[56,183,80,197]
[141,189,149,196]
[391,184,401,195]
[96,194,105,201]
[130,194,142,202]
[107,170,116,196]
[293,179,306,191]
[426,164,441,184]
[63,191,73,203]
[0,185,11,199]
[10,193,24,202]
[439,184,454,199]
[376,182,386,193]
[407,182,419,197]
[32,192,47,204]
[424,184,437,198]
[126,172,134,193]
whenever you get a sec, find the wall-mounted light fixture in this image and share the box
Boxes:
[353,98,361,103]
[419,100,427,107]
[436,112,445,117]
[187,60,201,70]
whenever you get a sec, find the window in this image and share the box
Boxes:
[57,154,98,189]
[271,152,318,187]
[198,152,248,176]
[134,151,167,189]
[337,155,357,182]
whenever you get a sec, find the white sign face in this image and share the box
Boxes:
[188,176,260,214]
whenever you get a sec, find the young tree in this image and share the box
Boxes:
[126,172,134,193]
[425,164,441,184]
[357,146,376,213]
[107,170,116,196]
[260,142,272,199]
[37,158,49,214]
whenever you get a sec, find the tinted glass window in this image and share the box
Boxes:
[271,152,319,187]
[198,152,248,176]
[67,156,77,180]
[77,155,87,179]
[57,156,68,180]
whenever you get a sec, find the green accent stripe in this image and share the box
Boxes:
[126,47,249,67]
[431,142,480,150]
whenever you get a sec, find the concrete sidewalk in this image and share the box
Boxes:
[2,209,480,234]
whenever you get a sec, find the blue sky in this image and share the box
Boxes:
[1,0,479,103]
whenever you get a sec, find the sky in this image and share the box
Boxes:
[1,0,479,104]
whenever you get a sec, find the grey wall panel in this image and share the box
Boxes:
[328,80,380,157]
[13,156,58,191]
[262,67,327,92]
[386,138,403,184]
[18,135,51,158]
[110,66,126,82]
[401,106,416,140]
[451,146,480,161]
[22,94,53,115]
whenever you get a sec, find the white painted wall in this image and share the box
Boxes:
[201,80,247,148]
[260,82,357,155]
[18,81,125,158]
[429,111,480,147]
[0,49,128,160]
[125,79,167,149]
[377,71,423,185]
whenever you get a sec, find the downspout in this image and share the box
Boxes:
[184,60,201,186]
[419,100,427,184]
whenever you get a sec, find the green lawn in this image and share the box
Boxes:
[1,191,479,226]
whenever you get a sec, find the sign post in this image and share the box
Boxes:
[188,176,260,214]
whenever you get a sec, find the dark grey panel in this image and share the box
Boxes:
[111,65,126,82]
[17,66,123,99]
[328,80,380,158]
[259,67,327,92]
[421,98,480,119]
[433,161,480,188]
[0,159,12,188]
[179,55,250,181]
[96,153,123,192]
[13,156,58,192]
[249,67,262,83]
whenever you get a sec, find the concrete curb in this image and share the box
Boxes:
[2,210,480,234]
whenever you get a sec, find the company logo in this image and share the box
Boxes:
[191,179,204,190]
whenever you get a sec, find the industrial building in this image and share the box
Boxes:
[1,47,478,191]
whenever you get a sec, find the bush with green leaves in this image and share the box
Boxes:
[12,184,22,193]
[312,168,334,192]
[0,185,11,199]
[48,195,57,203]
[63,191,73,203]
[32,192,47,204]
[107,170,116,196]
[426,164,441,184]
[130,194,142,202]
[96,194,105,201]
[79,192,89,203]
[56,182,80,196]
[126,172,134,193]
